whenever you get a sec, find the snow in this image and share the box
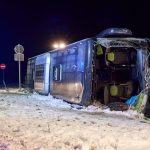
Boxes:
[30,92,144,119]
[83,105,144,119]
[0,88,150,150]
[30,92,71,109]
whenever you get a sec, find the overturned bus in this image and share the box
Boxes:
[26,28,150,107]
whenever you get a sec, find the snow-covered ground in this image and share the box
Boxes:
[0,88,150,150]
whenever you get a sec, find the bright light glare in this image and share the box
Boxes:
[59,43,66,48]
[53,43,59,49]
[52,42,66,49]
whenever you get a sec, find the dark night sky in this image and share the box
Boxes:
[0,0,150,84]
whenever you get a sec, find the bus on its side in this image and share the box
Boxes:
[26,28,150,106]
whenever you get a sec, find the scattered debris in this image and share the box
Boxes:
[107,102,128,111]
[71,104,84,110]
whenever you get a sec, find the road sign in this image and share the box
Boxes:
[0,63,7,90]
[14,53,24,61]
[0,64,6,70]
[14,44,24,54]
[14,44,24,90]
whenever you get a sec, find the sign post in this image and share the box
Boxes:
[0,63,7,90]
[14,44,24,90]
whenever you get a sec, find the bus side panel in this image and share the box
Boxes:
[50,40,89,103]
